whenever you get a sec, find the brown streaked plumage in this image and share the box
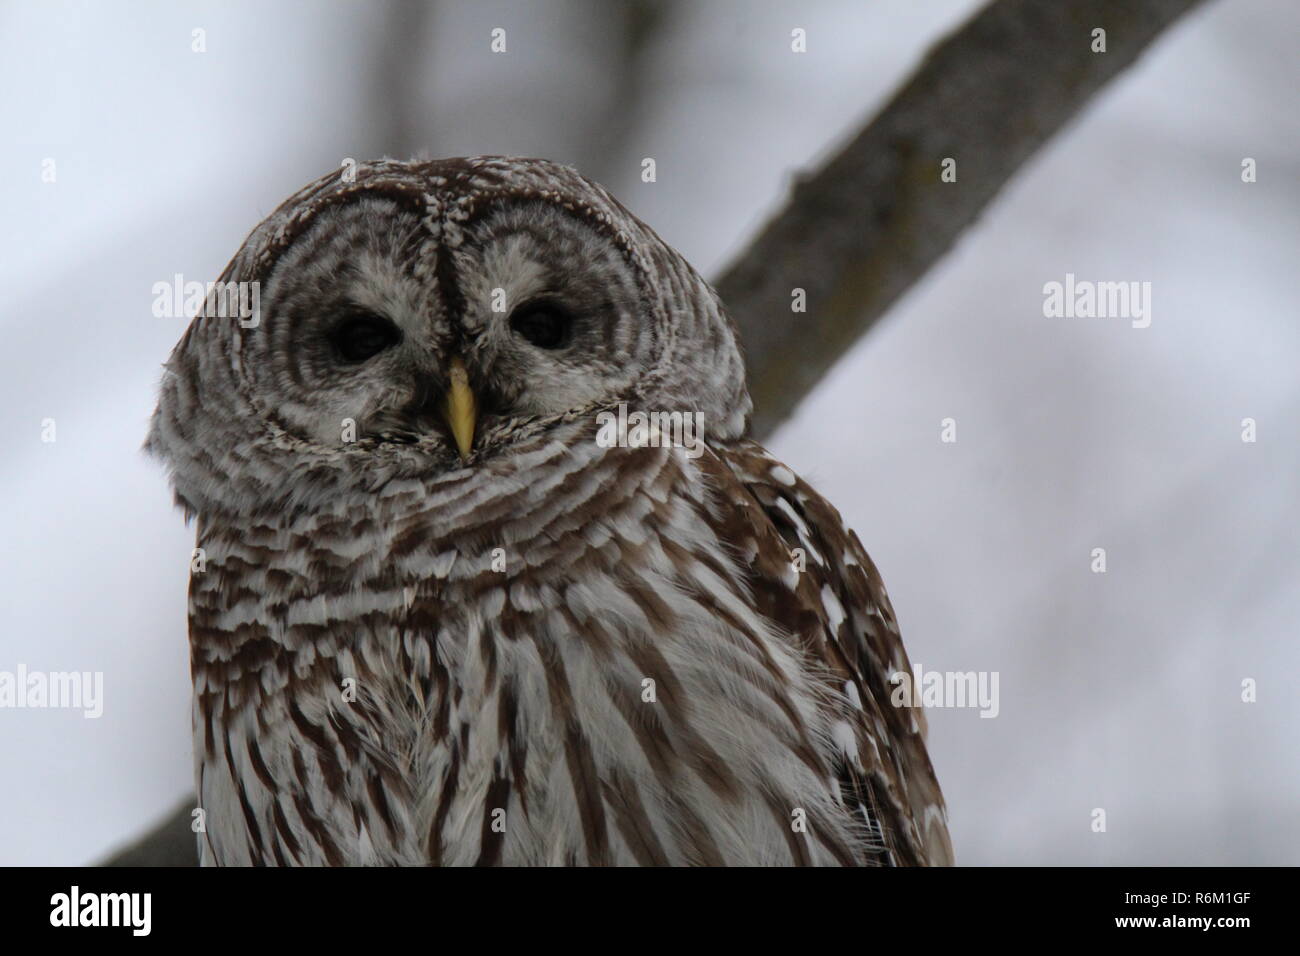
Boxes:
[149,157,952,866]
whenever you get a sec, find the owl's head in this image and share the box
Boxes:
[147,157,751,518]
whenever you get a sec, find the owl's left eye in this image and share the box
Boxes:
[329,312,403,363]
[510,300,574,350]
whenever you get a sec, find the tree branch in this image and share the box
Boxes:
[99,798,198,867]
[720,0,1208,440]
[98,0,1207,867]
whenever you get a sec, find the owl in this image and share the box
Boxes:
[147,157,953,866]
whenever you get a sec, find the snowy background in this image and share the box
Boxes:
[2,0,1296,865]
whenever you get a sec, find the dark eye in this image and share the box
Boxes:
[330,312,403,363]
[509,301,573,350]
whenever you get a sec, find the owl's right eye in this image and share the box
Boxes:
[329,312,403,363]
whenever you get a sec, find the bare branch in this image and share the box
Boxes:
[718,0,1209,440]
[99,798,197,867]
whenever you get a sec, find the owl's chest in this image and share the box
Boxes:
[192,520,676,863]
[331,547,842,866]
[192,457,849,865]
[339,555,673,863]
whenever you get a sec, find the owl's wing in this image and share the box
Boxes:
[710,439,954,866]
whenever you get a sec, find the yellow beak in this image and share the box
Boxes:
[442,356,477,461]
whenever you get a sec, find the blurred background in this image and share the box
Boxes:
[1,0,1296,865]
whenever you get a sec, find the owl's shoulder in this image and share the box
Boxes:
[703,438,954,865]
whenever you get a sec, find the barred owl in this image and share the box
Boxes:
[147,157,952,866]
